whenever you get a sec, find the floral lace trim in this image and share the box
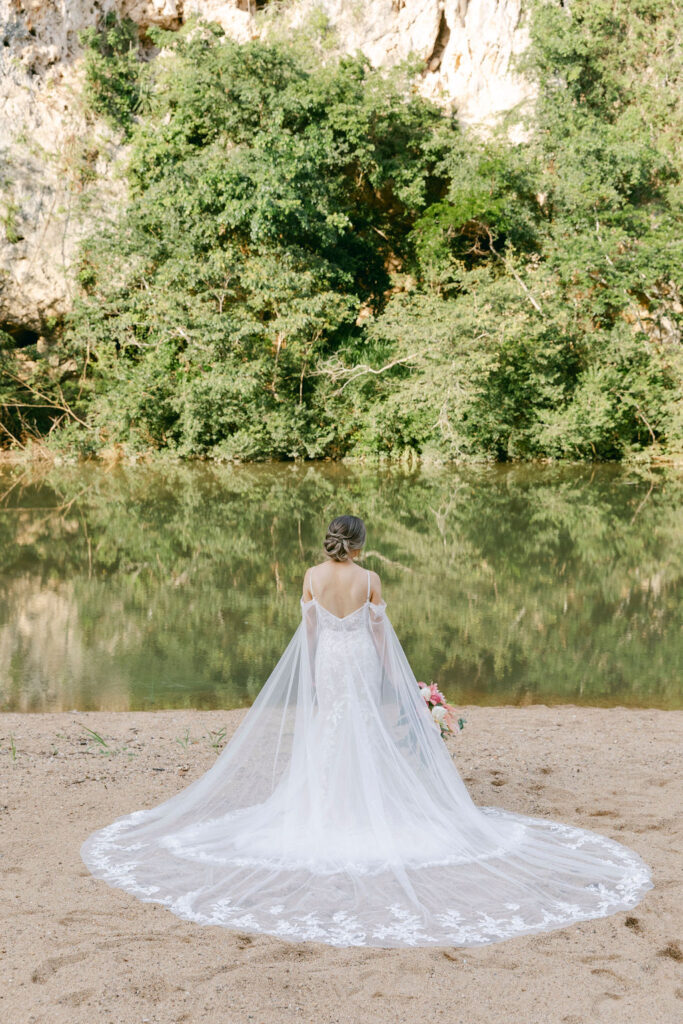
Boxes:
[82,808,653,947]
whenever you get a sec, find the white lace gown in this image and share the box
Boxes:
[81,572,653,947]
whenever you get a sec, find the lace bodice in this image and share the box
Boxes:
[300,596,386,634]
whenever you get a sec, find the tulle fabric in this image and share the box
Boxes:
[81,596,653,947]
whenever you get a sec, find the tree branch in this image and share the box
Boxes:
[486,227,543,314]
[0,368,91,428]
[311,353,419,393]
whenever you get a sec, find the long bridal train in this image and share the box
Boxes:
[81,594,653,947]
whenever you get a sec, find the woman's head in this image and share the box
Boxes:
[323,515,366,562]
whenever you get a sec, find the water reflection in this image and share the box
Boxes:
[0,461,681,711]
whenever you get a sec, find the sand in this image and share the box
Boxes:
[1,705,681,1024]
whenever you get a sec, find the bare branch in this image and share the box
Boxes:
[311,353,419,394]
[361,549,414,573]
[484,225,544,314]
[0,417,26,450]
[0,367,91,428]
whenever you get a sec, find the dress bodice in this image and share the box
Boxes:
[301,597,374,634]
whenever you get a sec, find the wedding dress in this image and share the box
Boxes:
[81,570,653,947]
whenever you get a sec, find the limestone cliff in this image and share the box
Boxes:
[0,0,532,337]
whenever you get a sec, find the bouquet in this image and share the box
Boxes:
[418,681,466,740]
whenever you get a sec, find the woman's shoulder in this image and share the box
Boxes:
[304,562,328,579]
[304,562,380,578]
[366,567,382,601]
[302,563,327,595]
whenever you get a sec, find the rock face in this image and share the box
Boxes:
[0,0,532,335]
[288,0,531,125]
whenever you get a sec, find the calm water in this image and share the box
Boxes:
[0,461,681,712]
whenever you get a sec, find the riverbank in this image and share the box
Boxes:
[2,445,683,468]
[1,705,680,1023]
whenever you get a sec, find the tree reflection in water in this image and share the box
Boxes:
[0,462,680,711]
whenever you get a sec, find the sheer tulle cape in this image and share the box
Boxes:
[81,598,653,948]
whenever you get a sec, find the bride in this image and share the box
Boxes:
[81,515,653,947]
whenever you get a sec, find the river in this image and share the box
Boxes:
[0,461,680,711]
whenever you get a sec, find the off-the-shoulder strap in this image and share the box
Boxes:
[309,567,316,599]
[366,568,371,601]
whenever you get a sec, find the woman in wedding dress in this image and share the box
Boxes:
[81,515,653,947]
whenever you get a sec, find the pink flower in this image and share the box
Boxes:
[443,706,456,728]
[417,680,466,738]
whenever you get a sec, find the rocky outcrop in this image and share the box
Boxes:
[0,60,124,341]
[285,0,532,126]
[0,0,532,336]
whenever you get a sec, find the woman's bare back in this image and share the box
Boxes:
[303,560,381,618]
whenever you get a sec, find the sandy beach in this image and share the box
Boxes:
[1,705,680,1024]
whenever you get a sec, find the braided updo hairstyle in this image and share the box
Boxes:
[323,515,366,562]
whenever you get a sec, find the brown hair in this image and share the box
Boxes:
[323,515,366,562]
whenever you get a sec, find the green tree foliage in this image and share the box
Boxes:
[1,3,680,460]
[80,13,144,134]
[368,0,683,460]
[66,19,449,458]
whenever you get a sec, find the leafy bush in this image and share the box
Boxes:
[2,3,680,461]
[80,14,144,134]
